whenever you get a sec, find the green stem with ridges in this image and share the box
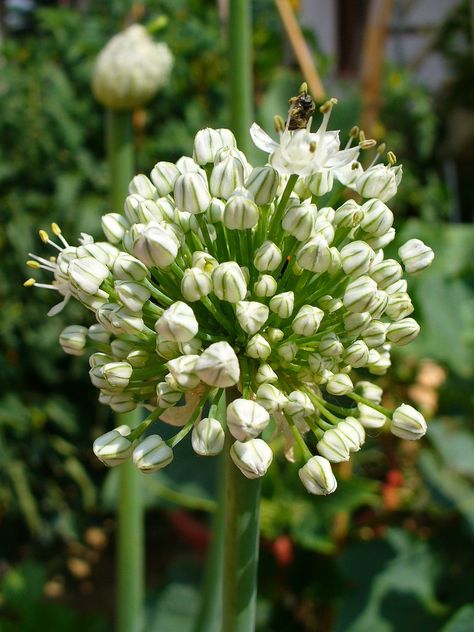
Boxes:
[223,427,261,632]
[193,390,227,632]
[107,109,145,632]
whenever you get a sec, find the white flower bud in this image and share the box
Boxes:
[59,325,88,356]
[319,332,343,357]
[366,289,389,318]
[167,354,200,390]
[110,339,134,359]
[398,239,434,274]
[88,323,110,344]
[284,390,314,423]
[364,227,396,250]
[101,213,129,244]
[307,170,334,196]
[193,128,236,165]
[256,383,288,413]
[253,241,282,272]
[123,195,142,224]
[308,353,329,374]
[179,338,202,357]
[76,241,118,267]
[357,402,387,428]
[296,235,331,273]
[113,252,148,281]
[246,334,271,360]
[129,174,156,199]
[156,336,180,360]
[89,352,113,368]
[192,251,218,272]
[255,363,278,385]
[282,201,316,241]
[362,320,388,348]
[291,305,324,337]
[205,198,225,223]
[227,398,270,441]
[368,350,391,375]
[327,247,342,275]
[210,156,245,199]
[245,166,279,205]
[318,295,342,313]
[212,262,247,303]
[326,373,353,396]
[92,25,173,110]
[360,199,394,236]
[267,328,285,343]
[334,200,363,227]
[343,275,378,313]
[89,365,107,389]
[157,381,182,408]
[96,303,144,335]
[384,292,414,321]
[334,421,360,452]
[391,404,427,440]
[223,194,259,230]
[277,341,298,362]
[299,456,337,495]
[181,267,212,302]
[340,416,365,449]
[155,301,199,343]
[236,301,269,335]
[343,340,369,367]
[356,164,401,202]
[340,240,375,277]
[317,429,350,463]
[254,274,277,298]
[68,257,109,295]
[192,417,225,456]
[313,217,335,244]
[230,438,273,479]
[356,381,383,404]
[115,280,150,312]
[176,155,204,175]
[102,361,133,389]
[385,279,407,295]
[127,349,149,368]
[387,317,420,346]
[343,311,372,336]
[269,291,294,319]
[133,435,173,473]
[174,172,211,214]
[93,427,134,467]
[195,341,240,387]
[369,258,403,289]
[108,393,137,413]
[150,161,180,196]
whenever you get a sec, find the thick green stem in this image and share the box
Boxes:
[107,110,144,632]
[229,0,253,154]
[223,429,261,632]
[193,390,227,632]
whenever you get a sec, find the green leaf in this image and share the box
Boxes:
[428,419,474,477]
[442,605,474,632]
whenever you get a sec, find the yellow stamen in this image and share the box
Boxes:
[26,260,41,269]
[274,115,285,133]
[377,142,386,155]
[309,141,317,153]
[39,229,49,243]
[51,222,62,236]
[349,126,359,138]
[360,139,377,149]
[319,97,338,113]
[24,278,36,287]
[299,81,308,94]
[387,151,397,165]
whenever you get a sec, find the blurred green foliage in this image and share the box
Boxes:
[0,1,473,631]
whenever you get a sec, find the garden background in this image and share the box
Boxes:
[1,0,473,630]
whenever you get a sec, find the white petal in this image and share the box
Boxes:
[250,123,279,153]
[47,295,70,317]
[326,146,360,169]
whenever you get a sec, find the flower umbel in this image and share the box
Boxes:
[26,86,434,496]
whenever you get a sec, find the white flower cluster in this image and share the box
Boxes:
[92,24,173,110]
[26,90,434,496]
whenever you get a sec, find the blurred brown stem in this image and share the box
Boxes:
[275,0,326,102]
[359,0,394,137]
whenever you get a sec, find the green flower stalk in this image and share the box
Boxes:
[26,84,434,628]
